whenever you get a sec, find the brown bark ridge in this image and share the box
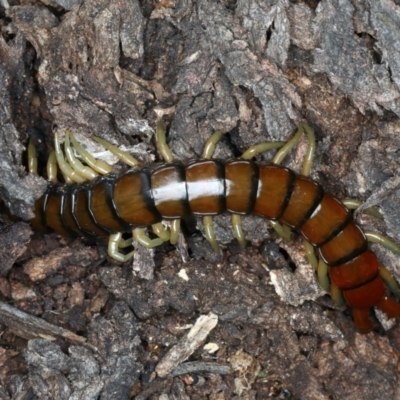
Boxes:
[0,0,400,399]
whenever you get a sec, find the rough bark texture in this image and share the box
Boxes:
[0,0,400,399]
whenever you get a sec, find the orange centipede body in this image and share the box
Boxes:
[18,123,400,333]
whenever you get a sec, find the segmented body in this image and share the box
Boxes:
[29,155,400,332]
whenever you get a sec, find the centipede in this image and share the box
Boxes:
[14,122,400,333]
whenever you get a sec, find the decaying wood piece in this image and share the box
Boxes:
[0,301,85,343]
[0,0,400,399]
[156,313,219,378]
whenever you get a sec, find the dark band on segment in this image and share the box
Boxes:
[254,165,296,220]
[275,168,296,220]
[87,174,132,233]
[70,183,109,236]
[44,186,76,237]
[300,194,351,246]
[322,241,369,267]
[296,183,324,230]
[318,222,368,266]
[61,185,92,237]
[225,159,259,215]
[314,213,353,248]
[113,168,162,227]
[280,177,324,229]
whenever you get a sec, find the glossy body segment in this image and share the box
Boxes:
[62,188,86,236]
[280,176,323,229]
[253,165,295,220]
[300,194,350,246]
[186,160,225,215]
[318,222,367,266]
[329,249,379,290]
[88,175,131,233]
[225,159,258,214]
[44,188,72,237]
[113,169,161,227]
[72,185,108,236]
[151,163,190,219]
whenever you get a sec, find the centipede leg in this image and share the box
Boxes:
[269,220,292,241]
[203,216,221,254]
[330,282,346,307]
[152,222,170,242]
[303,240,318,270]
[156,121,174,162]
[28,137,38,174]
[54,132,85,183]
[92,135,140,167]
[51,135,76,183]
[317,258,330,292]
[379,264,400,298]
[133,227,163,248]
[272,122,316,177]
[231,214,246,248]
[64,131,98,180]
[170,219,181,245]
[69,132,113,174]
[241,141,285,160]
[47,151,58,182]
[342,199,383,220]
[365,231,400,255]
[201,130,224,159]
[108,232,135,262]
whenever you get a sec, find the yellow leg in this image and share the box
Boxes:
[62,173,74,184]
[272,122,316,178]
[92,136,140,168]
[47,151,58,182]
[317,258,330,292]
[54,132,85,183]
[303,240,318,270]
[203,216,221,254]
[201,131,224,159]
[330,282,346,307]
[365,231,400,255]
[170,219,181,245]
[152,222,170,242]
[298,123,316,177]
[241,141,285,160]
[108,233,135,262]
[28,137,38,174]
[69,132,113,175]
[64,132,98,180]
[379,264,400,298]
[231,214,246,248]
[342,199,383,220]
[269,220,292,241]
[156,121,174,162]
[133,228,163,248]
